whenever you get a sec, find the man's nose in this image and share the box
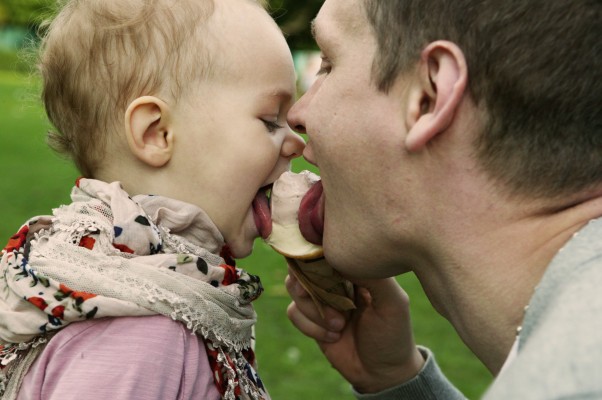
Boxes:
[287,98,307,135]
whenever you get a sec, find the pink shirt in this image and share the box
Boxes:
[17,315,221,400]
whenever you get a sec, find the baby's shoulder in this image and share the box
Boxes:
[19,316,216,399]
[53,315,200,351]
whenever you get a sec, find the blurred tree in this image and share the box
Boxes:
[0,0,322,49]
[268,0,323,50]
[0,0,52,27]
[0,5,7,25]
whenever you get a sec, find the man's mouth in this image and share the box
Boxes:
[298,180,324,245]
[252,184,273,239]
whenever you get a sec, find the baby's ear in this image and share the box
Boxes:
[124,96,174,167]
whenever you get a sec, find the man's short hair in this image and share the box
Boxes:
[364,0,602,199]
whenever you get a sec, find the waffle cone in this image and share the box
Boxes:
[287,256,356,317]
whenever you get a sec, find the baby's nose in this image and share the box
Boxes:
[281,130,305,160]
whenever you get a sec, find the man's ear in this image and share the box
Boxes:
[124,96,174,167]
[405,41,468,152]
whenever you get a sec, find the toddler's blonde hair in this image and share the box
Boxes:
[39,0,264,177]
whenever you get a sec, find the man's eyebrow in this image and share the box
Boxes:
[260,89,293,102]
[310,18,327,49]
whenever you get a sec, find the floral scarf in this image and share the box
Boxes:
[0,178,268,400]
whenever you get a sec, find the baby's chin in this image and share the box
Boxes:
[225,224,259,260]
[228,242,253,260]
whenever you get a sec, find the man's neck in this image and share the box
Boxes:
[413,192,602,374]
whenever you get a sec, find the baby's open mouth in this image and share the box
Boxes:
[252,184,273,239]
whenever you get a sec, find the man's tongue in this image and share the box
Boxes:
[298,180,325,245]
[252,190,272,239]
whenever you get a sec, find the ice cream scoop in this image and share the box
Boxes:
[264,170,355,316]
[265,170,323,259]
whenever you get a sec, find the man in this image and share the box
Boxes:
[286,0,602,398]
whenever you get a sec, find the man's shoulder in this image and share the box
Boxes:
[485,253,602,398]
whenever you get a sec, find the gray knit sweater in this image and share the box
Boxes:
[356,218,602,399]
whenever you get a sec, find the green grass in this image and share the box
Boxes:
[0,69,76,236]
[0,70,492,399]
[0,48,31,73]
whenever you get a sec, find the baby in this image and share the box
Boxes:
[0,0,304,399]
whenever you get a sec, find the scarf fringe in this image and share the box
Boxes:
[1,337,50,400]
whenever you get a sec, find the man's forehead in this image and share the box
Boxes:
[312,0,368,42]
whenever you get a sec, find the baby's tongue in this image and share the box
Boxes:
[298,180,324,245]
[253,190,272,239]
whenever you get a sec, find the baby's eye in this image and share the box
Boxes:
[262,119,283,133]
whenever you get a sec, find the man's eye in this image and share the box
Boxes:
[262,119,283,133]
[317,56,332,75]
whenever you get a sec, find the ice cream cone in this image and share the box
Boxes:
[287,257,355,318]
[265,170,356,316]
